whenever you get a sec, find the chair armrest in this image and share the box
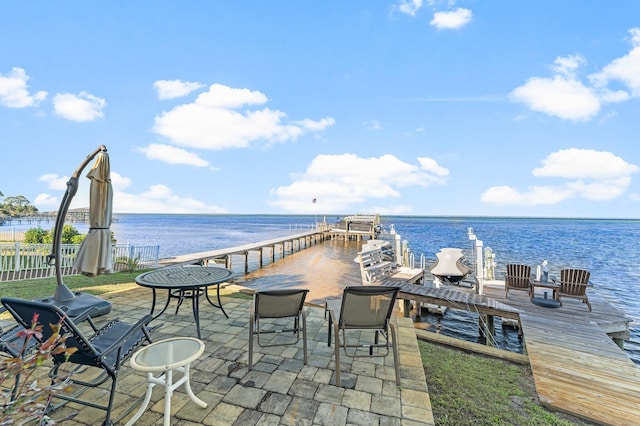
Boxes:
[328,308,336,324]
[98,314,154,359]
[70,306,101,331]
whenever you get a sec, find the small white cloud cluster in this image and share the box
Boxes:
[396,0,472,31]
[430,8,472,30]
[53,91,106,122]
[0,67,105,122]
[511,28,640,121]
[154,79,204,100]
[481,148,639,206]
[0,67,47,108]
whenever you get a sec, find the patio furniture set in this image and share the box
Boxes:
[1,265,402,426]
[504,264,592,311]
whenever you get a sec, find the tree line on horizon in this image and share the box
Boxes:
[0,190,39,217]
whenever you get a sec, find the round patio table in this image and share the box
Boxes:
[135,266,233,339]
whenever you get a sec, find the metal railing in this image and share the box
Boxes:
[0,243,160,282]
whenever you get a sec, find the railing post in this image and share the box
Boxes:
[15,242,21,272]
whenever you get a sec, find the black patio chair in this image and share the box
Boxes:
[248,289,309,370]
[327,286,400,387]
[1,297,153,426]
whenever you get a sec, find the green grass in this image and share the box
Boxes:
[0,270,154,300]
[418,340,593,425]
[0,269,253,302]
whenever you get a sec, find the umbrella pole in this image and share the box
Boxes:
[48,145,108,302]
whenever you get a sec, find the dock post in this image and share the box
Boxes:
[403,299,412,318]
[479,314,495,346]
[243,251,249,275]
[258,248,263,268]
[613,337,624,350]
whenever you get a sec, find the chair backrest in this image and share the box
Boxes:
[559,269,590,296]
[1,297,98,361]
[338,286,399,330]
[505,264,531,289]
[254,289,309,319]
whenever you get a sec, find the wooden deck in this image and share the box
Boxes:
[382,278,637,425]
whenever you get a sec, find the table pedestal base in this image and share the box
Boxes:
[126,363,206,426]
[531,293,561,308]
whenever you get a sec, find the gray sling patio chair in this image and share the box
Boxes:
[248,289,309,370]
[557,268,592,311]
[504,264,532,298]
[1,297,153,426]
[327,286,400,387]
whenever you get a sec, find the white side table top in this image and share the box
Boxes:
[130,337,205,372]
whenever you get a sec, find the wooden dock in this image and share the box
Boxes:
[381,278,637,425]
[483,283,637,425]
[158,230,327,273]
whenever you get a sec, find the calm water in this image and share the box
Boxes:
[15,214,640,362]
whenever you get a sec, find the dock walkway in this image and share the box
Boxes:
[158,230,327,273]
[385,276,637,425]
[520,312,640,425]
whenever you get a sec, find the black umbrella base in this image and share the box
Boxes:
[38,292,112,317]
[531,296,561,308]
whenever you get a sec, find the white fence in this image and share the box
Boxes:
[0,243,160,282]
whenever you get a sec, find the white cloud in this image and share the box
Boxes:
[550,54,585,78]
[417,157,449,176]
[109,171,131,190]
[589,28,640,97]
[33,193,59,208]
[481,149,639,206]
[53,91,106,122]
[397,0,424,16]
[533,148,639,179]
[38,173,69,191]
[510,74,600,121]
[154,79,205,100]
[430,8,472,30]
[513,29,640,121]
[35,170,225,213]
[270,153,448,213]
[113,184,227,214]
[136,143,210,167]
[0,67,47,108]
[153,83,334,150]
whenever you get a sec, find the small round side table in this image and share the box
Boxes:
[125,337,207,426]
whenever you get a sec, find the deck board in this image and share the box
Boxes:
[380,277,637,425]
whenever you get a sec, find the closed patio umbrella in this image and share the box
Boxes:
[73,150,113,276]
[45,145,113,316]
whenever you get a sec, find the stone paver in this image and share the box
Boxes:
[18,286,434,425]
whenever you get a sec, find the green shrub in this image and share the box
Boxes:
[23,228,48,244]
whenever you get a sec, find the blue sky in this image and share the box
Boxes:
[1,1,639,218]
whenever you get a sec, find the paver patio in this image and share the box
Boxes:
[28,283,435,425]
